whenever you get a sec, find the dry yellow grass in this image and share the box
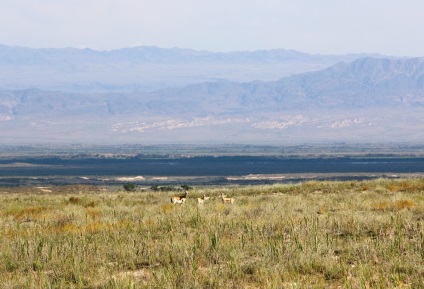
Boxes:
[1,178,424,288]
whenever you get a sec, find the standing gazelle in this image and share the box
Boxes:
[197,194,210,204]
[221,193,234,204]
[171,189,188,205]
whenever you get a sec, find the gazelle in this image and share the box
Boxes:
[173,198,186,205]
[221,193,234,204]
[197,194,210,204]
[171,189,188,205]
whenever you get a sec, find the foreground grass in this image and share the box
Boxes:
[1,179,424,288]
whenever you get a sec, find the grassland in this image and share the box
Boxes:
[1,179,424,288]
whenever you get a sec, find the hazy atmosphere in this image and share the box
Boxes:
[1,0,424,56]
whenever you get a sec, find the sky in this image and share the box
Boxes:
[1,0,423,57]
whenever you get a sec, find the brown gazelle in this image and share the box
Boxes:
[197,194,210,204]
[221,193,234,204]
[171,189,188,205]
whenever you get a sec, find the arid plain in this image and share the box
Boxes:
[1,178,424,288]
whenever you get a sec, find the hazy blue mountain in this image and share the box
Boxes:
[0,44,384,92]
[145,57,424,113]
[0,44,380,65]
[1,56,423,144]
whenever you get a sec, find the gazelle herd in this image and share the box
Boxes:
[170,188,234,205]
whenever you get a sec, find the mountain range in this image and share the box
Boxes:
[0,45,423,144]
[0,44,382,92]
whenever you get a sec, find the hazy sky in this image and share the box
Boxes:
[1,0,423,56]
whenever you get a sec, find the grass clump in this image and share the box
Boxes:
[1,179,424,288]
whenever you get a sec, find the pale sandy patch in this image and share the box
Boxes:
[115,176,145,182]
[151,177,168,180]
[227,174,286,181]
[36,187,52,193]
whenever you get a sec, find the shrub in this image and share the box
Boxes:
[123,183,136,192]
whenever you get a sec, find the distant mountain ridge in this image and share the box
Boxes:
[1,56,424,144]
[270,57,424,108]
[146,57,424,113]
[0,44,382,64]
[3,57,423,117]
[0,44,386,92]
